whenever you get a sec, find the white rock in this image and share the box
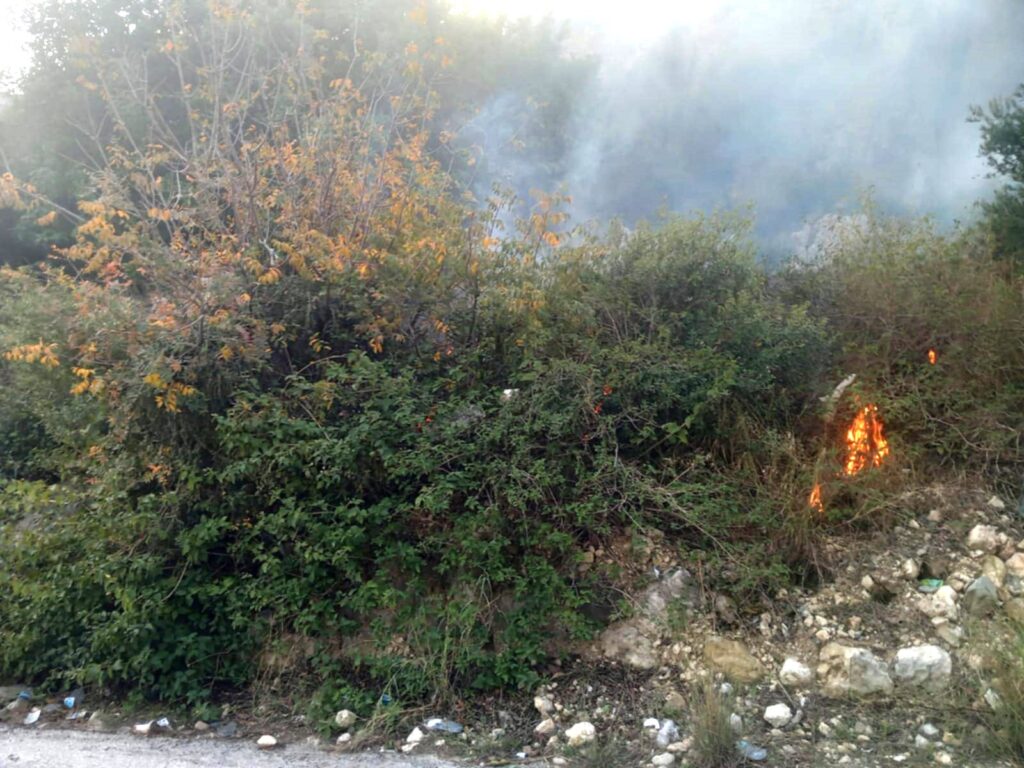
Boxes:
[643,717,661,730]
[764,703,793,728]
[893,645,952,691]
[1006,553,1024,577]
[534,695,554,716]
[919,723,940,739]
[817,643,893,697]
[901,559,921,580]
[988,495,1007,511]
[534,718,556,735]
[565,721,596,747]
[935,752,953,765]
[256,735,278,749]
[133,721,152,735]
[780,658,813,687]
[553,759,568,766]
[406,726,425,744]
[334,709,357,729]
[914,734,933,750]
[918,586,959,620]
[652,754,676,766]
[967,524,1002,553]
[730,713,744,733]
[656,719,679,747]
[337,733,352,744]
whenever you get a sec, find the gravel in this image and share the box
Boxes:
[0,726,462,768]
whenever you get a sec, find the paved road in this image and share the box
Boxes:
[0,726,464,768]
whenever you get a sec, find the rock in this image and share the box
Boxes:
[921,554,950,580]
[643,569,696,617]
[914,734,933,750]
[918,585,959,620]
[133,721,153,735]
[337,733,352,744]
[967,525,1002,554]
[893,645,952,691]
[985,687,1003,710]
[901,559,921,580]
[565,721,596,747]
[663,690,686,718]
[194,720,210,732]
[933,620,963,647]
[406,727,425,744]
[534,695,555,716]
[1005,554,1024,577]
[334,709,357,729]
[919,723,940,739]
[988,495,1007,510]
[962,576,999,617]
[704,637,765,684]
[983,555,1008,588]
[534,718,556,735]
[656,719,679,748]
[817,643,893,697]
[256,735,278,750]
[780,658,814,687]
[652,754,675,766]
[1006,598,1024,623]
[714,593,740,625]
[866,574,898,603]
[763,703,793,728]
[596,620,659,670]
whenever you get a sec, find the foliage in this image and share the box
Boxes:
[971,84,1024,267]
[0,0,1022,718]
[689,680,742,768]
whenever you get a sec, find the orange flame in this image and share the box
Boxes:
[928,349,937,365]
[843,404,889,476]
[809,483,823,512]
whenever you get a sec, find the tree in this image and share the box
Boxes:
[971,84,1024,266]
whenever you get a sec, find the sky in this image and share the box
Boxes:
[2,0,1022,251]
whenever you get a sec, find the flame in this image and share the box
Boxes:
[809,483,823,512]
[928,349,937,365]
[843,404,889,476]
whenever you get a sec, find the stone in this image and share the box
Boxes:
[1005,553,1024,578]
[779,658,814,687]
[565,721,596,747]
[892,645,952,691]
[643,569,696,617]
[967,525,1002,554]
[714,594,740,625]
[763,703,793,728]
[1006,598,1024,624]
[534,695,555,716]
[729,713,743,733]
[406,726,425,744]
[919,723,940,739]
[704,637,765,684]
[817,643,893,697]
[652,754,675,766]
[663,690,686,718]
[656,719,679,748]
[914,734,933,750]
[918,585,959,620]
[983,555,1007,588]
[962,576,999,617]
[334,709,357,729]
[933,620,963,647]
[194,720,210,732]
[534,718,555,735]
[901,559,921,580]
[988,495,1007,510]
[337,733,352,744]
[256,735,278,749]
[596,620,659,670]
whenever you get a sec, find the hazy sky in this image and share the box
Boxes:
[3,0,1022,249]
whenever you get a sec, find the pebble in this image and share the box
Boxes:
[652,754,675,766]
[565,721,596,747]
[256,735,278,749]
[779,658,813,687]
[763,703,793,728]
[337,733,352,744]
[535,718,555,735]
[334,709,357,729]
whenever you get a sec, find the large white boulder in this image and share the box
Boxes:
[892,645,952,691]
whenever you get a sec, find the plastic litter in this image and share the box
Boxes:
[379,693,393,706]
[423,717,463,734]
[737,739,767,761]
[23,708,41,725]
[918,578,944,593]
[17,690,32,701]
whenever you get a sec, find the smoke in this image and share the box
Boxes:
[470,0,1024,253]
